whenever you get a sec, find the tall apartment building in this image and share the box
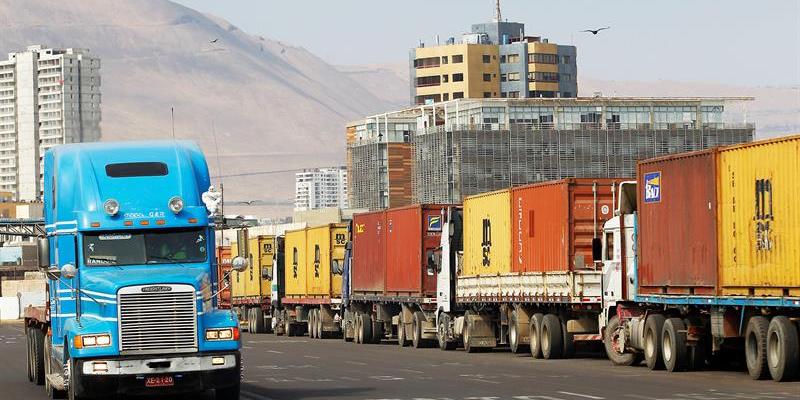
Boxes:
[0,45,101,201]
[294,167,349,211]
[347,97,754,209]
[409,5,577,105]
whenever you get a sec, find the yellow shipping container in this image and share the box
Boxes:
[718,135,800,296]
[230,240,246,299]
[305,223,347,297]
[242,235,274,299]
[284,229,308,296]
[462,188,511,277]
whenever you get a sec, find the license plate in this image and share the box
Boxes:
[145,376,174,387]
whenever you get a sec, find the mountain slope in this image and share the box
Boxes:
[0,0,402,217]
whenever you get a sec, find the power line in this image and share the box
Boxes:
[211,167,307,179]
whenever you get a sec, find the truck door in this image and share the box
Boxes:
[52,233,78,347]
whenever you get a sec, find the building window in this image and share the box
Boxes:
[508,72,520,82]
[443,93,449,101]
[452,54,463,63]
[560,73,572,82]
[501,92,507,98]
[415,76,441,87]
[483,73,491,82]
[441,56,448,64]
[562,55,572,64]
[508,91,520,98]
[482,55,491,63]
[453,92,464,99]
[507,54,520,63]
[500,55,506,63]
[529,72,559,82]
[500,74,507,82]
[563,92,572,98]
[414,57,440,69]
[442,74,449,83]
[528,53,558,64]
[452,73,464,82]
[483,92,491,98]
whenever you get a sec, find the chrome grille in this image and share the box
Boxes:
[118,284,198,354]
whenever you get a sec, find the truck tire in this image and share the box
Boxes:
[358,313,373,345]
[412,311,427,349]
[509,309,529,354]
[309,309,317,339]
[529,313,544,359]
[438,313,456,351]
[561,317,575,359]
[44,338,66,399]
[67,357,84,400]
[343,310,353,342]
[253,307,265,334]
[463,311,478,353]
[644,314,666,370]
[216,382,241,400]
[766,316,799,382]
[26,327,33,382]
[541,314,563,360]
[246,308,253,333]
[32,327,45,386]
[397,313,410,347]
[371,320,383,344]
[319,310,328,339]
[663,318,688,372]
[745,316,770,380]
[604,315,639,366]
[285,317,295,337]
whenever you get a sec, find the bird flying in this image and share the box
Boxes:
[210,38,219,44]
[240,200,256,205]
[581,27,610,35]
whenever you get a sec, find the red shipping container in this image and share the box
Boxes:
[512,179,621,273]
[352,211,387,295]
[216,246,232,308]
[637,149,718,295]
[385,205,448,297]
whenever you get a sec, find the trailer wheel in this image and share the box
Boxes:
[767,316,799,382]
[397,313,410,347]
[604,315,638,366]
[541,314,563,360]
[253,308,265,334]
[412,311,428,348]
[25,327,33,382]
[663,318,688,372]
[358,313,373,345]
[746,316,770,379]
[463,311,478,353]
[31,327,45,386]
[438,313,456,351]
[644,314,666,370]
[509,309,529,355]
[529,313,544,359]
[319,310,329,339]
[561,317,575,359]
[285,314,295,337]
[67,356,85,400]
[310,309,318,339]
[343,310,353,342]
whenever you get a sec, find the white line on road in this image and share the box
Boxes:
[557,392,605,400]
[346,360,367,366]
[265,350,284,354]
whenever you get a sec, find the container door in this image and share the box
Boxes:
[330,225,347,297]
[258,236,274,297]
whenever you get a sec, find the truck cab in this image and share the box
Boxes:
[37,141,242,399]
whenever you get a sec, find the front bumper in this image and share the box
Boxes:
[73,351,240,398]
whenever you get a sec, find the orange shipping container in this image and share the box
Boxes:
[511,179,620,273]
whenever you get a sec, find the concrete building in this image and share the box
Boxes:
[409,3,577,105]
[0,45,101,201]
[294,167,349,211]
[347,97,754,209]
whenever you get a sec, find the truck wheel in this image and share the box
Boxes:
[412,311,427,348]
[354,312,362,343]
[561,317,575,359]
[358,313,373,345]
[438,313,456,351]
[246,308,253,333]
[463,311,477,353]
[509,309,529,354]
[32,327,45,386]
[26,327,33,382]
[767,316,799,382]
[319,310,328,339]
[285,317,295,337]
[541,314,563,360]
[253,308,265,334]
[397,313,409,347]
[663,318,688,372]
[529,313,544,359]
[67,357,84,400]
[644,314,666,370]
[44,337,66,399]
[604,315,638,366]
[309,309,317,339]
[745,316,770,379]
[343,310,353,342]
[216,382,241,400]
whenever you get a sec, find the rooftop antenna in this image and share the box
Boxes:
[494,0,502,22]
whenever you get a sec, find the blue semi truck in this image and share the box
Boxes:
[24,141,245,399]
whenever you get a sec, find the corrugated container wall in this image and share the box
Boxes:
[215,246,232,308]
[385,205,446,297]
[637,150,719,295]
[352,211,387,294]
[462,189,511,277]
[256,236,274,297]
[718,136,800,296]
[305,224,346,297]
[284,229,308,297]
[512,179,619,273]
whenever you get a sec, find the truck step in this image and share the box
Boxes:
[46,373,67,391]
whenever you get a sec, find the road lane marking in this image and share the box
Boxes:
[513,396,567,400]
[346,360,367,366]
[557,392,604,400]
[370,375,404,381]
[304,355,321,359]
[265,350,284,354]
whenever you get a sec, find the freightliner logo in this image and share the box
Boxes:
[141,285,173,293]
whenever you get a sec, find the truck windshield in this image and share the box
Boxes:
[83,229,207,266]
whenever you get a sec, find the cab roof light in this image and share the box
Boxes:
[188,218,197,224]
[90,222,100,228]
[139,220,150,226]
[155,219,166,225]
[124,220,133,226]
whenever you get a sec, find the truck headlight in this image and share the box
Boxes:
[206,327,238,341]
[103,199,120,216]
[168,196,184,214]
[75,333,112,349]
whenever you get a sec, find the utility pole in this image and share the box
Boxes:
[494,0,502,22]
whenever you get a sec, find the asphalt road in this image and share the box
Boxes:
[1,321,798,400]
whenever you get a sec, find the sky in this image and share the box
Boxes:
[172,0,800,87]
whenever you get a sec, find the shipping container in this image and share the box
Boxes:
[284,229,308,297]
[637,149,719,295]
[718,136,800,296]
[351,211,387,295]
[215,246,232,308]
[244,235,273,299]
[385,205,448,296]
[230,240,246,300]
[511,179,619,273]
[462,189,511,277]
[305,224,347,297]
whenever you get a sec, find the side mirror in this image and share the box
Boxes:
[61,263,77,279]
[592,237,602,263]
[426,250,441,276]
[232,256,248,272]
[37,237,50,270]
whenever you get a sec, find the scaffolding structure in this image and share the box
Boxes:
[413,124,754,204]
